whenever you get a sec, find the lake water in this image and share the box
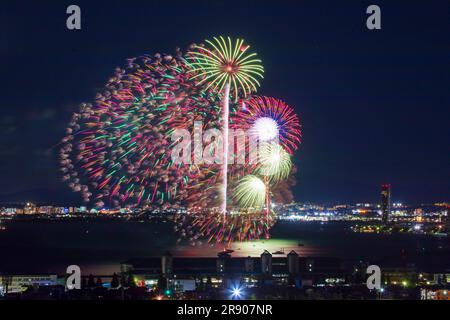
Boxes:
[0,219,448,275]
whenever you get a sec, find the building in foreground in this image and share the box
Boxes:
[121,250,347,294]
[0,275,57,295]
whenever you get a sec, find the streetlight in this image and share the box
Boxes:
[378,287,384,300]
[230,285,243,300]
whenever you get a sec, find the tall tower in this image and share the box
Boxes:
[161,251,173,277]
[445,206,450,228]
[244,256,254,273]
[261,250,272,277]
[381,184,391,224]
[287,250,299,276]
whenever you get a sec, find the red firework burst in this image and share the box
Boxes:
[232,96,301,154]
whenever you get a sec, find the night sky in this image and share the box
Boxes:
[1,0,449,205]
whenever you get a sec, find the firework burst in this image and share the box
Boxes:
[233,175,266,209]
[60,39,301,245]
[187,36,264,214]
[233,96,301,154]
[60,52,222,208]
[186,36,264,101]
[256,143,292,184]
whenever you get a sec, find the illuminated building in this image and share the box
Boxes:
[381,184,391,224]
[68,207,77,214]
[415,208,424,222]
[3,208,17,216]
[421,287,450,300]
[446,207,450,228]
[0,275,57,295]
[23,202,37,215]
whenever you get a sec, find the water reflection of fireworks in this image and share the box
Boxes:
[174,208,276,246]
